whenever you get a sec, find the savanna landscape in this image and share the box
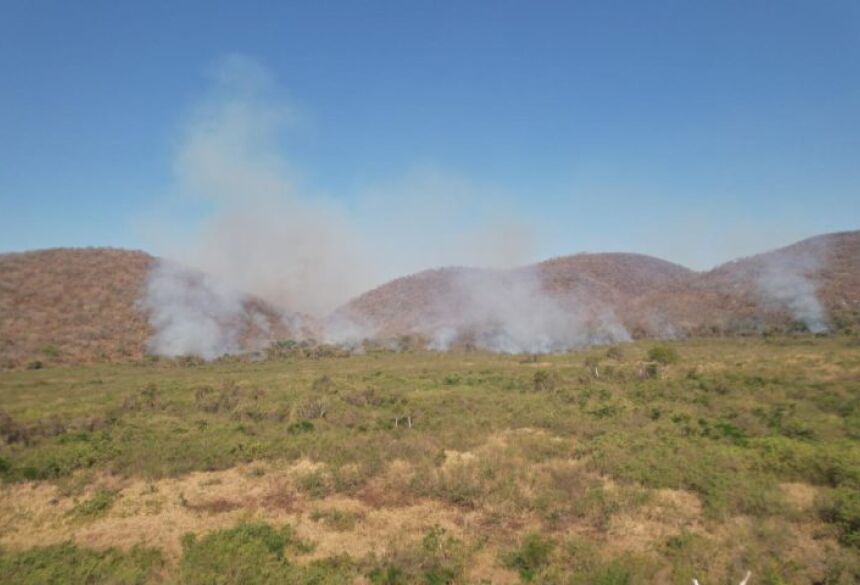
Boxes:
[3,3,860,584]
[1,333,859,584]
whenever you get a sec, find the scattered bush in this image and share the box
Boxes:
[503,533,556,581]
[178,522,343,585]
[310,508,361,532]
[818,488,860,548]
[68,489,118,520]
[312,375,335,393]
[368,526,466,585]
[41,345,59,358]
[299,399,328,420]
[0,543,164,585]
[533,370,557,392]
[605,345,625,360]
[646,345,679,365]
[288,420,315,434]
[123,383,163,411]
[298,470,333,499]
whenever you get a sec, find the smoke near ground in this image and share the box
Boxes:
[140,55,834,358]
[755,243,830,333]
[141,55,554,357]
[420,268,630,353]
[140,260,259,359]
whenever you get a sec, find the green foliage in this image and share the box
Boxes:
[532,370,557,392]
[503,533,556,581]
[818,488,860,548]
[68,489,118,520]
[646,345,679,365]
[368,526,466,585]
[310,508,360,532]
[41,345,59,358]
[0,337,858,584]
[178,522,349,585]
[0,543,163,585]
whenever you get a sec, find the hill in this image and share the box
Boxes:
[1,231,858,364]
[0,248,292,367]
[0,249,153,366]
[338,231,860,345]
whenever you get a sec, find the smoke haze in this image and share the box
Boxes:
[140,55,836,358]
[142,55,546,356]
[755,243,830,333]
[419,268,630,353]
[140,260,272,359]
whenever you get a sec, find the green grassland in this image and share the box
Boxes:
[0,336,858,584]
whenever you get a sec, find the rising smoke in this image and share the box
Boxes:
[755,242,830,333]
[142,55,578,357]
[139,260,273,359]
[141,55,831,359]
[420,268,630,353]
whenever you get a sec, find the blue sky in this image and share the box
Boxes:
[1,0,858,270]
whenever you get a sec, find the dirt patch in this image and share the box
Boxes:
[780,482,818,511]
[605,488,704,553]
[0,460,471,562]
[467,547,520,585]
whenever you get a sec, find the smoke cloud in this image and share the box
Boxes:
[755,242,830,333]
[139,260,276,359]
[420,268,631,353]
[142,55,551,357]
[139,55,837,359]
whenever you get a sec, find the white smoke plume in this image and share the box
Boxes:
[756,242,830,333]
[139,260,269,359]
[419,267,630,353]
[141,55,549,357]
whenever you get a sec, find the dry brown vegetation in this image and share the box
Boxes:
[1,231,858,367]
[0,337,857,583]
[0,248,153,367]
[340,230,860,340]
[0,248,291,368]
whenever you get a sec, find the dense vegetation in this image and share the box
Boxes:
[0,336,858,584]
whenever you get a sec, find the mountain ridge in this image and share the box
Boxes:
[1,230,858,365]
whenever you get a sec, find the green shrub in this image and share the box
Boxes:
[310,508,360,532]
[368,526,466,585]
[646,345,679,365]
[503,533,556,581]
[178,522,342,585]
[818,488,860,548]
[68,489,118,520]
[41,345,59,358]
[533,371,557,392]
[605,346,625,360]
[0,542,163,585]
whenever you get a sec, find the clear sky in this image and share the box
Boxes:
[1,0,858,270]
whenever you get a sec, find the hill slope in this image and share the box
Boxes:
[0,249,153,366]
[1,231,858,363]
[338,231,860,344]
[0,249,292,366]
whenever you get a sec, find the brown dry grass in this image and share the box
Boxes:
[0,248,153,367]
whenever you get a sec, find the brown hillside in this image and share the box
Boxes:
[337,253,695,340]
[0,248,154,366]
[2,231,857,364]
[339,231,860,341]
[0,248,294,366]
[631,230,860,335]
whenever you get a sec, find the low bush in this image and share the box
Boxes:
[646,345,679,365]
[0,543,163,585]
[503,533,556,581]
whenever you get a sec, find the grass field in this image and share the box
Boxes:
[0,337,858,584]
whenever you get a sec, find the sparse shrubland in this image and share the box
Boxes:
[0,336,858,584]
